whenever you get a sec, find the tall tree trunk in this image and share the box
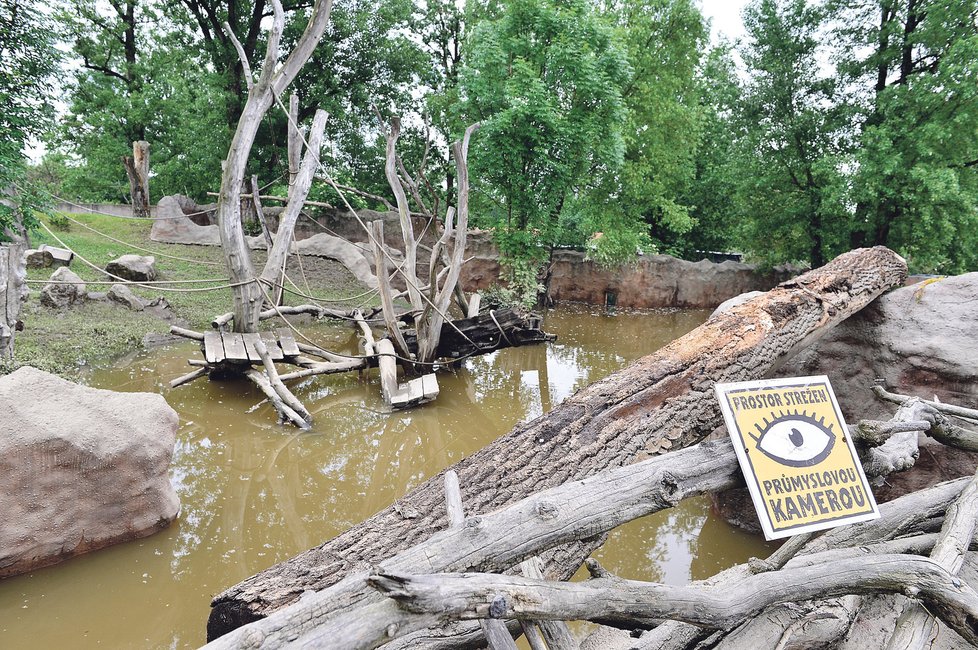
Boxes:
[123,140,150,218]
[216,0,333,333]
[0,239,27,359]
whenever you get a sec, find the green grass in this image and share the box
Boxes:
[4,211,373,380]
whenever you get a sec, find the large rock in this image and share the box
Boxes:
[0,367,180,577]
[39,267,86,308]
[105,254,157,282]
[778,273,978,419]
[714,274,978,531]
[151,195,222,245]
[24,248,53,269]
[106,283,145,310]
[294,233,378,289]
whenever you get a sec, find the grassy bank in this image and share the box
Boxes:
[3,212,371,379]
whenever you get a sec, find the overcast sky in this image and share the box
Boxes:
[700,0,748,44]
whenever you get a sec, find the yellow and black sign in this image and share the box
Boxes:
[715,375,879,540]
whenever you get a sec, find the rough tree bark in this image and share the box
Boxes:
[207,246,907,639]
[123,140,150,218]
[0,237,27,358]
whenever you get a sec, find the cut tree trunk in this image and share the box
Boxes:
[207,246,907,640]
[123,140,150,218]
[0,239,27,358]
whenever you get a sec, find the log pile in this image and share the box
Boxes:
[206,246,909,640]
[201,387,978,649]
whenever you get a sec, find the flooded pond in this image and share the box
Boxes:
[0,306,774,648]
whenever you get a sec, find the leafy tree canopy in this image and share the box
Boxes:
[0,0,60,236]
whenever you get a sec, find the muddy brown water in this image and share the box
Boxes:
[0,306,775,648]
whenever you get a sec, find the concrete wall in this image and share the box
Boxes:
[54,202,158,218]
[458,235,798,310]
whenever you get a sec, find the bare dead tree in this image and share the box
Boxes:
[215,0,333,334]
[374,117,479,364]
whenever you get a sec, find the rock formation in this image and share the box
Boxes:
[39,267,86,308]
[0,367,180,577]
[106,284,145,310]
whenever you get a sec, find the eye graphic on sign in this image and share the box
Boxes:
[750,411,836,467]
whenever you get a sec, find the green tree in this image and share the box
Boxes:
[836,0,978,273]
[0,0,60,236]
[598,0,708,256]
[679,42,742,257]
[459,0,629,301]
[733,0,849,267]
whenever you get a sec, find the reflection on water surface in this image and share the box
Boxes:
[0,306,774,648]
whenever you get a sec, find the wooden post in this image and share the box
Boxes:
[287,93,302,203]
[123,140,150,218]
[466,293,481,319]
[376,339,399,405]
[0,239,27,358]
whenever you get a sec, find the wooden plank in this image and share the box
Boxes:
[421,373,440,400]
[277,328,301,356]
[241,333,263,362]
[203,331,225,364]
[261,331,285,361]
[221,332,248,362]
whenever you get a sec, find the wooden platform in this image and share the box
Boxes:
[203,328,300,364]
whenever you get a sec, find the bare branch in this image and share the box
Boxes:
[223,21,254,91]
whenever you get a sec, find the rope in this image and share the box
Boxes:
[37,172,286,222]
[37,221,252,294]
[49,211,222,266]
[269,90,482,353]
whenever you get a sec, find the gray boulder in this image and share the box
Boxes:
[778,273,978,419]
[107,283,145,310]
[105,254,157,282]
[39,267,86,308]
[151,195,221,245]
[0,367,180,577]
[24,248,53,269]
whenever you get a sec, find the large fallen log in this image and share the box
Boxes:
[207,246,907,640]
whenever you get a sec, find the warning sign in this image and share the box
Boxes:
[715,375,879,540]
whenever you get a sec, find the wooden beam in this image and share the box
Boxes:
[203,331,224,364]
[254,337,311,428]
[170,325,205,341]
[170,367,208,389]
